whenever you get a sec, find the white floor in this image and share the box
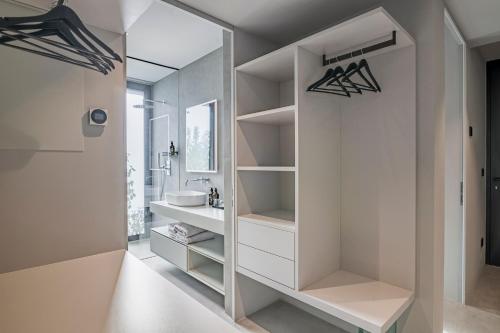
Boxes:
[128,239,156,260]
[443,265,500,333]
[469,265,500,316]
[0,250,239,333]
[246,301,348,333]
[444,300,500,333]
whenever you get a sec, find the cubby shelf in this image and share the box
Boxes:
[187,261,224,295]
[188,236,224,264]
[300,270,413,333]
[235,267,413,333]
[237,166,295,172]
[235,45,295,82]
[236,105,295,125]
[239,210,295,232]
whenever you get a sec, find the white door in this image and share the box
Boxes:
[444,13,465,303]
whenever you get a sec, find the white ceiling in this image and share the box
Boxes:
[13,0,154,34]
[14,0,382,45]
[13,1,500,52]
[126,1,222,83]
[126,58,176,83]
[445,0,500,47]
[477,41,500,62]
[175,0,380,44]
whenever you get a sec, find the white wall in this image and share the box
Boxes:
[0,3,127,273]
[380,1,446,332]
[0,3,85,152]
[464,47,487,303]
[339,47,416,291]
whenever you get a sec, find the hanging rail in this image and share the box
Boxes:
[322,31,397,66]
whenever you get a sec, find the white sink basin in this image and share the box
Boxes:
[164,191,206,207]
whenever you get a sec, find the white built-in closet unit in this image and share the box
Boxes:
[233,8,415,333]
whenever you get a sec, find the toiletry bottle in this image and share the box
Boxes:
[213,188,219,207]
[208,188,214,206]
[169,141,176,156]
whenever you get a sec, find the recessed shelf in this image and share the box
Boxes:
[239,210,295,232]
[237,166,295,172]
[237,172,295,222]
[236,46,295,82]
[237,105,295,125]
[188,261,224,295]
[300,270,413,333]
[236,268,412,333]
[188,236,224,264]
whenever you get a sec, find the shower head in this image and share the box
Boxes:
[133,98,168,109]
[133,104,154,109]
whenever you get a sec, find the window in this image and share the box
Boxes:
[126,88,145,237]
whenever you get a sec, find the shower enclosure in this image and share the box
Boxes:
[126,77,179,241]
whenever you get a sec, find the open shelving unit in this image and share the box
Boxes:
[188,247,225,295]
[188,235,225,264]
[151,225,226,296]
[188,260,224,295]
[233,7,416,333]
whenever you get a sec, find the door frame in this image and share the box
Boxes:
[486,60,500,265]
[444,8,467,304]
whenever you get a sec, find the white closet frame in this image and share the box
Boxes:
[232,7,416,333]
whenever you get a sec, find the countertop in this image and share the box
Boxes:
[150,201,225,235]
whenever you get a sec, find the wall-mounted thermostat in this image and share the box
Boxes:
[89,108,108,126]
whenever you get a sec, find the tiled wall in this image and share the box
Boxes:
[150,47,224,224]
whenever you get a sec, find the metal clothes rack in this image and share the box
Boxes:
[322,31,397,66]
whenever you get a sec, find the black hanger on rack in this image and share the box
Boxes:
[307,66,351,97]
[307,31,395,97]
[1,21,115,73]
[342,59,381,93]
[327,66,362,95]
[0,0,122,74]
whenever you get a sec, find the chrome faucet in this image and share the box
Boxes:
[185,177,210,187]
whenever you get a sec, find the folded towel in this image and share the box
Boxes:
[174,222,205,238]
[174,231,215,245]
[167,223,177,234]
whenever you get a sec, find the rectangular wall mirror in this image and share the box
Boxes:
[185,100,217,173]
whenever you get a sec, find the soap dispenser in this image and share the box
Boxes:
[208,187,214,206]
[169,141,179,157]
[213,188,220,207]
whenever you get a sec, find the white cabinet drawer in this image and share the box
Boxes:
[151,229,187,271]
[238,243,295,288]
[238,219,294,260]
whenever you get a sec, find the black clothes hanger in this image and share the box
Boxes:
[0,0,122,74]
[327,65,362,95]
[0,21,115,73]
[307,31,394,96]
[307,59,381,97]
[307,67,352,97]
[343,59,381,93]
